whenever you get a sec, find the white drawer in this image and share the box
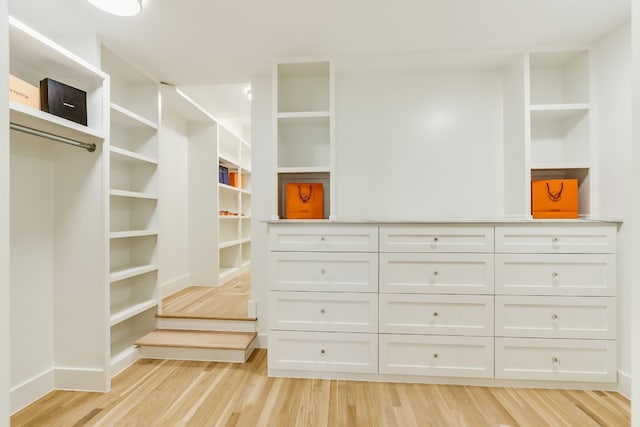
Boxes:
[495,225,616,254]
[269,252,378,292]
[269,224,378,252]
[380,253,494,294]
[495,296,616,339]
[269,291,378,333]
[495,338,616,383]
[380,294,493,336]
[379,334,494,378]
[380,225,494,253]
[496,253,616,296]
[268,331,378,374]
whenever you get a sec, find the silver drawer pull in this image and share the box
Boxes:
[551,272,559,279]
[551,313,559,320]
[320,236,326,241]
[433,271,439,276]
[320,308,326,314]
[320,349,326,355]
[433,353,439,359]
[552,236,560,243]
[433,237,439,243]
[320,268,326,274]
[433,312,439,318]
[552,357,559,364]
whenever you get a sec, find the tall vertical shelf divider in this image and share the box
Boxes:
[9,16,109,403]
[218,126,252,282]
[273,59,335,219]
[527,50,592,216]
[100,45,160,377]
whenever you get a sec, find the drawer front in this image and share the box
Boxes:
[495,338,616,383]
[379,334,494,378]
[380,253,494,294]
[268,331,378,373]
[495,225,616,254]
[269,224,378,252]
[380,294,493,336]
[269,252,378,292]
[269,291,378,333]
[495,296,616,339]
[380,225,494,253]
[495,254,616,296]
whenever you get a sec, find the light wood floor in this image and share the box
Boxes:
[161,272,252,320]
[12,349,630,427]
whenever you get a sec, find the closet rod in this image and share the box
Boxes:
[10,122,96,153]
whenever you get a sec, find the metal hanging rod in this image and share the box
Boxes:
[10,122,96,153]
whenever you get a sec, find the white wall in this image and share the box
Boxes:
[9,134,55,411]
[1,0,11,424]
[250,75,272,346]
[631,0,640,419]
[158,111,190,297]
[335,65,504,219]
[591,22,633,397]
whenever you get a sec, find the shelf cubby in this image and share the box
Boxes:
[277,171,330,219]
[530,50,589,105]
[110,270,158,326]
[277,61,330,113]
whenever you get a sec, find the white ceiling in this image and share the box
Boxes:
[7,0,631,123]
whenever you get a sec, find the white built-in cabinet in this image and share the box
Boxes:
[8,16,109,412]
[100,45,160,377]
[273,60,334,219]
[268,221,618,388]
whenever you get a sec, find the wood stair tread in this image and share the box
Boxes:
[156,313,257,321]
[134,329,256,350]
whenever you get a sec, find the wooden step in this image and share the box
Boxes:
[156,314,257,332]
[134,329,257,363]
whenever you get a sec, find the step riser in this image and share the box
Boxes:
[138,342,256,363]
[157,318,257,332]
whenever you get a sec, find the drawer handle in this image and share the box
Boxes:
[320,268,326,274]
[320,236,326,241]
[552,357,559,364]
[552,236,560,244]
[433,312,439,318]
[551,313,559,320]
[320,349,326,355]
[433,271,439,276]
[433,237,439,243]
[433,353,439,359]
[551,272,559,279]
[320,308,326,314]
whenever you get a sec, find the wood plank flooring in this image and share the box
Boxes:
[12,349,630,426]
[161,273,252,320]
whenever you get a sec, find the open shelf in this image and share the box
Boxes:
[111,102,158,130]
[110,230,157,239]
[111,146,158,165]
[277,61,330,113]
[110,189,158,200]
[110,264,159,283]
[10,102,105,145]
[110,299,158,327]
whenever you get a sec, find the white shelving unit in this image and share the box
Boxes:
[8,16,109,409]
[218,126,252,282]
[528,50,591,216]
[100,44,160,377]
[273,60,334,219]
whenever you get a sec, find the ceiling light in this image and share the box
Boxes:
[88,0,142,16]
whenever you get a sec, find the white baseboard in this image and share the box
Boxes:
[256,332,268,349]
[617,370,631,398]
[11,368,54,415]
[55,367,108,392]
[161,273,191,298]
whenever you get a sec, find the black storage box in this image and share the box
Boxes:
[40,78,87,126]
